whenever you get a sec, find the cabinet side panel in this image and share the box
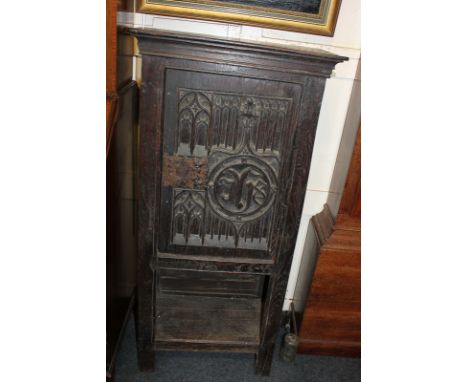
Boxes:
[135,55,166,357]
[256,76,327,375]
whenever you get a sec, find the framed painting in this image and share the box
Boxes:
[137,0,342,36]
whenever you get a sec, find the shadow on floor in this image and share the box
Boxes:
[113,315,361,382]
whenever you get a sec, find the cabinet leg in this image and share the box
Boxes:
[137,347,155,372]
[255,342,275,376]
[134,276,155,372]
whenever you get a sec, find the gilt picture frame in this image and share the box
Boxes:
[137,0,342,36]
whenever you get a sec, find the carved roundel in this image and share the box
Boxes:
[207,156,278,223]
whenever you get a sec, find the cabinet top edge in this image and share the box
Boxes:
[124,27,348,67]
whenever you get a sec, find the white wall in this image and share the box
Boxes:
[117,0,361,310]
[292,57,360,312]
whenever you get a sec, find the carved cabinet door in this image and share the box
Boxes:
[158,69,303,260]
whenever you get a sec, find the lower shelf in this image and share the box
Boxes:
[155,294,261,352]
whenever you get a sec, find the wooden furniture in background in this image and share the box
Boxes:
[298,128,361,357]
[129,28,346,376]
[107,0,118,156]
[106,1,138,380]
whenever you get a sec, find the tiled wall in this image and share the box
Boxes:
[117,0,361,310]
[293,59,361,312]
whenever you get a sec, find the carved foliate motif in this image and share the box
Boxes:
[215,164,268,213]
[208,158,276,221]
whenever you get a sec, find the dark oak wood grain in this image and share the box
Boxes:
[129,28,346,375]
[156,295,261,346]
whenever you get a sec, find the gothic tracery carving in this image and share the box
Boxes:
[170,89,293,250]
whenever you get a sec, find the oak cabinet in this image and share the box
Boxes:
[129,28,346,375]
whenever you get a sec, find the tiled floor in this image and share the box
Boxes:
[113,316,361,382]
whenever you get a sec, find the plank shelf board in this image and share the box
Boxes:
[155,295,261,350]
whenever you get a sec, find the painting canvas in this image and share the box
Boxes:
[138,0,341,35]
[210,0,322,14]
